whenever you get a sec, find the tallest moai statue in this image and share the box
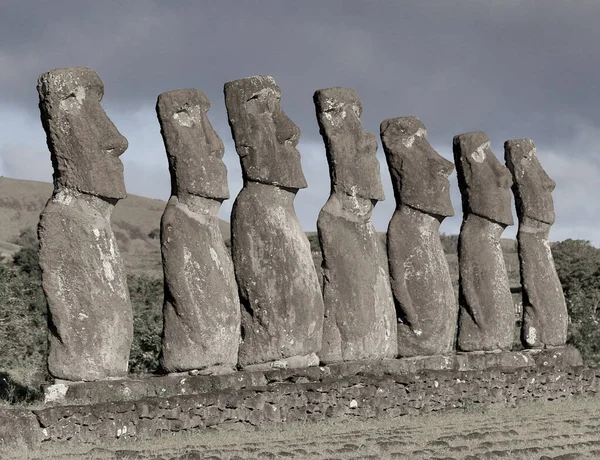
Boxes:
[37,67,133,381]
[224,76,324,368]
[314,87,396,362]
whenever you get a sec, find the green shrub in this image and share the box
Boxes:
[552,239,600,364]
[0,263,48,389]
[127,274,163,375]
[440,233,459,254]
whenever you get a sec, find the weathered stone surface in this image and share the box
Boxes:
[156,89,229,200]
[224,75,307,189]
[505,139,568,348]
[160,196,240,372]
[314,88,396,362]
[37,67,132,381]
[9,360,598,448]
[37,67,127,199]
[225,76,324,367]
[380,117,457,356]
[0,409,43,449]
[40,347,584,406]
[454,132,515,352]
[156,89,240,373]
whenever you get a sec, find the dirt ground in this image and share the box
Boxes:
[5,395,600,459]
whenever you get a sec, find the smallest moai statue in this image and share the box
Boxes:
[157,89,240,374]
[505,139,568,348]
[314,87,397,363]
[454,132,515,352]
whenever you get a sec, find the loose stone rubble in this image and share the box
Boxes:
[314,87,396,362]
[37,67,133,381]
[224,76,324,368]
[454,131,515,352]
[505,138,568,348]
[381,116,458,356]
[156,89,240,373]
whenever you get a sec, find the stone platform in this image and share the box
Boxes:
[0,347,589,449]
[43,347,582,405]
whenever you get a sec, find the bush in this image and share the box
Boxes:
[0,261,48,391]
[127,274,163,375]
[440,233,459,254]
[552,239,600,364]
[0,229,166,387]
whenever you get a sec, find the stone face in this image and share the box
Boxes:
[156,89,229,200]
[314,87,385,201]
[156,89,240,372]
[381,117,457,356]
[225,76,324,367]
[454,132,515,352]
[505,139,568,348]
[314,88,396,362]
[37,67,127,199]
[224,75,307,189]
[454,131,514,226]
[37,67,133,381]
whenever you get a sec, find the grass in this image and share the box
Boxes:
[5,395,600,459]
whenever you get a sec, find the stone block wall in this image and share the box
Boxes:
[2,361,599,449]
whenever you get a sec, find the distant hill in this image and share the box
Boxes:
[0,177,230,276]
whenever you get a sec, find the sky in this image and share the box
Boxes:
[1,0,599,244]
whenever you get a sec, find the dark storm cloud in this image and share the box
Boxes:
[2,0,599,147]
[1,0,599,241]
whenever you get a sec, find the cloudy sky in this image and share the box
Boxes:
[1,0,598,243]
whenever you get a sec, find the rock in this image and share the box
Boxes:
[0,409,43,449]
[156,89,240,372]
[380,116,457,356]
[37,67,133,381]
[505,139,568,348]
[224,76,324,367]
[242,352,320,372]
[314,87,396,362]
[454,131,515,352]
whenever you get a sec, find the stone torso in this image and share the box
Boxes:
[232,181,323,366]
[318,193,396,362]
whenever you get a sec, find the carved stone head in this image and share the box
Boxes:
[157,89,229,200]
[505,138,555,225]
[380,116,454,217]
[224,76,307,189]
[37,67,127,199]
[314,87,385,201]
[453,131,513,226]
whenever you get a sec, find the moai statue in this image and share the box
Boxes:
[37,67,132,381]
[156,89,241,374]
[505,139,568,348]
[314,88,396,363]
[381,117,458,356]
[224,76,324,369]
[454,132,515,352]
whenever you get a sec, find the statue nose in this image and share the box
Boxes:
[275,107,300,147]
[104,131,128,156]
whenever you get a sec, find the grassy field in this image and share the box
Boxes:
[5,396,600,459]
